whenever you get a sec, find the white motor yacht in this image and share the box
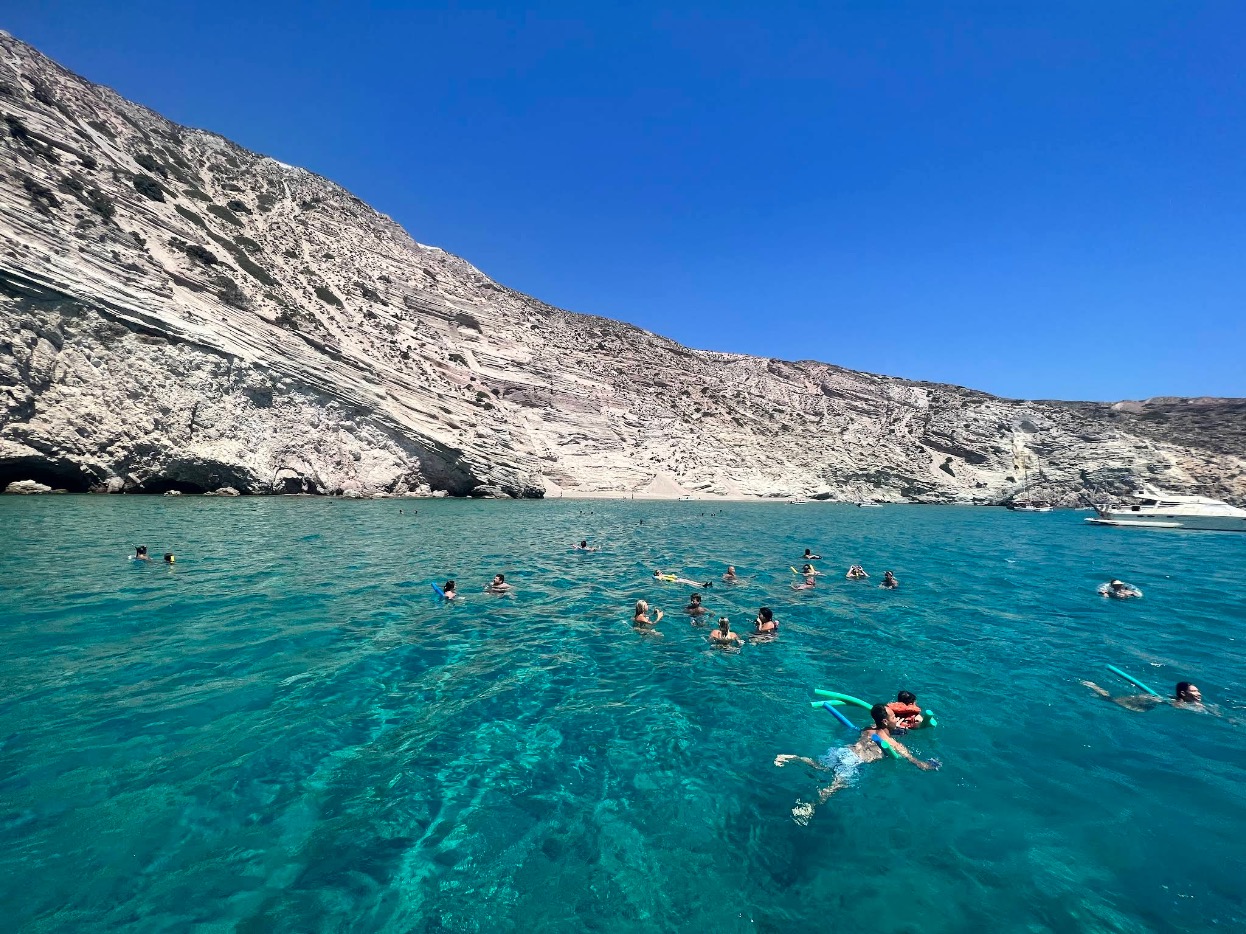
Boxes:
[1085,493,1246,532]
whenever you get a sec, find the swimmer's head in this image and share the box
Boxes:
[135,545,147,556]
[870,704,896,730]
[580,540,587,548]
[897,690,916,705]
[494,574,505,584]
[758,606,773,623]
[163,553,174,563]
[802,564,813,572]
[804,549,812,556]
[689,593,702,604]
[1110,579,1124,589]
[1175,682,1201,702]
[653,570,660,578]
[726,566,735,574]
[445,580,456,591]
[635,600,648,616]
[719,616,730,632]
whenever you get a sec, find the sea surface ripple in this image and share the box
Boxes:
[1,498,1243,932]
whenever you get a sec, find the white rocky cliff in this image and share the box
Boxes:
[2,32,1244,502]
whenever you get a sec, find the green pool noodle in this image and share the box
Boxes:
[813,689,871,709]
[809,699,845,708]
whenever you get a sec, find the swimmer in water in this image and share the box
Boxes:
[790,573,816,592]
[485,574,512,594]
[653,570,713,588]
[754,606,778,634]
[774,704,938,824]
[801,563,821,576]
[574,540,600,552]
[685,593,709,617]
[846,565,869,580]
[881,571,898,589]
[1081,679,1204,712]
[802,549,822,561]
[442,580,457,600]
[633,600,663,630]
[709,616,743,648]
[1100,579,1142,599]
[163,552,175,564]
[722,565,739,583]
[133,545,152,562]
[886,690,923,729]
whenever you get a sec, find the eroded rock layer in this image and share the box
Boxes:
[2,32,1243,502]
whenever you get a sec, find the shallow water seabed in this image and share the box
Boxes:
[0,498,1243,933]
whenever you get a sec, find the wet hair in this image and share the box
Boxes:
[444,580,456,591]
[580,540,587,547]
[635,600,648,616]
[689,593,702,603]
[719,617,730,632]
[804,549,812,556]
[870,704,890,729]
[897,690,916,705]
[1175,681,1195,701]
[135,545,147,556]
[758,607,773,622]
[495,574,505,583]
[163,553,174,563]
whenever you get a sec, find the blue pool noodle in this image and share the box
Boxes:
[1107,664,1162,698]
[822,702,858,731]
[431,583,446,598]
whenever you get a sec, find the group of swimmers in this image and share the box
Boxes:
[436,574,512,600]
[131,545,175,563]
[640,548,902,642]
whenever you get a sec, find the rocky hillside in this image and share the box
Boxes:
[1,32,1243,503]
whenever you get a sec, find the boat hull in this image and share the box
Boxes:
[1086,515,1246,532]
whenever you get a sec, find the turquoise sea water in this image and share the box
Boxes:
[1,497,1244,933]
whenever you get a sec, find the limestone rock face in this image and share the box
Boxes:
[1,32,1243,503]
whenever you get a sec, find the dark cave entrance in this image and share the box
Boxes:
[0,458,92,493]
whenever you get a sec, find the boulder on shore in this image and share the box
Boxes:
[4,480,57,494]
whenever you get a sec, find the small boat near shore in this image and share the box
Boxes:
[1085,493,1246,532]
[857,501,883,508]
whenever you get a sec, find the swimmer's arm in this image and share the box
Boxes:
[884,737,935,770]
[1081,680,1111,699]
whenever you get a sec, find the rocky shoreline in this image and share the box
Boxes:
[2,32,1244,506]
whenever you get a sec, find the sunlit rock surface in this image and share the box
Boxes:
[2,32,1243,502]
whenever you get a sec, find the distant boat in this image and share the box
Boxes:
[1086,493,1246,532]
[857,501,883,508]
[789,496,809,505]
[1007,458,1053,512]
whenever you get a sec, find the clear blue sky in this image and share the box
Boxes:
[7,2,1245,400]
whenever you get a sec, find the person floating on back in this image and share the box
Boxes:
[774,703,939,824]
[1081,680,1203,712]
[653,570,712,588]
[709,616,743,648]
[881,571,898,589]
[887,691,923,729]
